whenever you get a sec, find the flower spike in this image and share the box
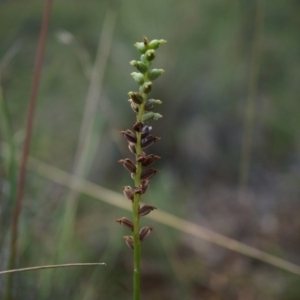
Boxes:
[117,36,165,299]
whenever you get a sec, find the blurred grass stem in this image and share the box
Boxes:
[57,2,117,262]
[238,0,264,203]
[2,144,300,276]
[0,263,105,276]
[5,1,53,299]
[0,87,17,247]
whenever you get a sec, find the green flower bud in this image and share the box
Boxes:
[130,60,148,73]
[139,81,152,94]
[148,39,167,49]
[145,99,162,111]
[134,42,147,54]
[131,72,144,85]
[140,54,147,64]
[148,69,165,81]
[145,49,156,61]
[153,113,163,120]
[142,112,163,122]
[128,91,143,104]
[142,112,155,122]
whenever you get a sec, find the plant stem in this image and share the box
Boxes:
[0,263,105,276]
[124,39,164,299]
[0,87,17,247]
[132,103,144,300]
[238,0,264,203]
[5,1,53,299]
[132,192,141,300]
[132,65,149,298]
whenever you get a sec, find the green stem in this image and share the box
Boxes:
[132,193,141,300]
[132,67,149,299]
[132,104,144,300]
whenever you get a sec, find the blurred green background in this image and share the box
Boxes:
[1,0,300,299]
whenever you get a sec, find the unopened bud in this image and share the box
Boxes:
[153,113,163,120]
[131,72,144,85]
[148,69,165,81]
[134,42,147,54]
[139,227,153,241]
[130,60,148,73]
[145,99,162,111]
[139,81,152,94]
[148,39,166,49]
[145,49,156,61]
[140,54,147,64]
[142,112,155,122]
[142,112,162,122]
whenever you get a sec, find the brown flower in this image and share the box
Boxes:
[141,136,160,149]
[139,227,153,241]
[141,125,152,139]
[123,186,135,201]
[116,217,134,231]
[139,179,150,194]
[139,205,157,217]
[137,154,161,167]
[141,168,160,180]
[132,121,143,132]
[123,236,134,249]
[120,129,137,143]
[118,158,136,174]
